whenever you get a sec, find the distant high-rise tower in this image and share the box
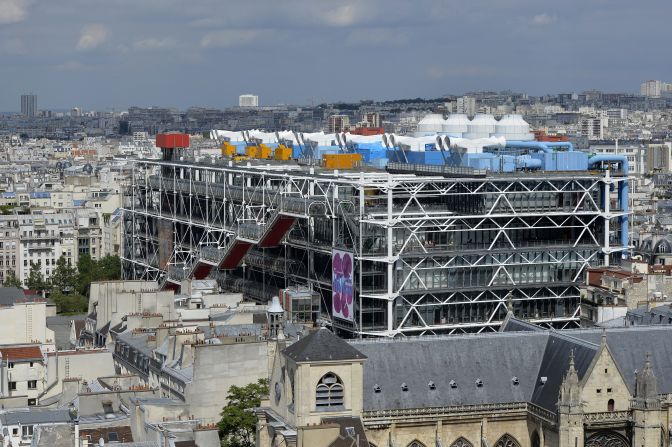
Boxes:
[239,94,259,107]
[456,96,476,117]
[21,93,37,117]
[640,80,661,98]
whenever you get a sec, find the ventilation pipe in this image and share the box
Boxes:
[505,140,575,153]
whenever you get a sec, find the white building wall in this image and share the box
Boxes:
[0,303,54,345]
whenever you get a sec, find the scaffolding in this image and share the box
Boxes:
[122,158,629,337]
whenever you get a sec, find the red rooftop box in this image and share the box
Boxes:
[156,133,190,148]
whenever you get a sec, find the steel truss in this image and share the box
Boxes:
[122,159,628,337]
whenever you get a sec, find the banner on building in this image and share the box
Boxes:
[332,249,354,322]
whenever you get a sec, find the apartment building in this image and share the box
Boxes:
[17,213,76,282]
[0,216,19,284]
[0,345,46,407]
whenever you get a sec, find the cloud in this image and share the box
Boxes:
[200,29,268,48]
[532,13,556,26]
[315,3,358,27]
[77,23,109,50]
[133,38,177,51]
[346,28,409,47]
[0,0,30,24]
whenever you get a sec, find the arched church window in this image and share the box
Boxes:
[450,437,474,447]
[407,441,427,447]
[608,398,615,412]
[494,434,521,447]
[315,372,344,410]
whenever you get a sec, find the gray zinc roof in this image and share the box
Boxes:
[529,332,598,411]
[0,287,27,306]
[0,409,73,426]
[283,328,366,363]
[352,331,549,412]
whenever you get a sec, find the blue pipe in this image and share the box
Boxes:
[543,141,575,152]
[505,141,553,153]
[506,140,575,153]
[515,156,542,169]
[588,155,629,257]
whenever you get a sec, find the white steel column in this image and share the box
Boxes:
[604,171,610,267]
[387,177,394,335]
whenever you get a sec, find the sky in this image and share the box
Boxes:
[1,0,671,111]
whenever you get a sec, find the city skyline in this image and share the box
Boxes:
[1,0,671,111]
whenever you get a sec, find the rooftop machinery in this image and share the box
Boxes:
[121,128,630,337]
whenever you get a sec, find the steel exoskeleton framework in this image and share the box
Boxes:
[122,159,628,337]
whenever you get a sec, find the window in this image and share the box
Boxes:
[9,381,16,390]
[108,432,118,442]
[607,388,612,393]
[28,380,37,389]
[12,428,18,436]
[29,362,33,367]
[608,399,615,412]
[8,362,14,368]
[22,425,33,439]
[315,373,344,410]
[596,388,602,393]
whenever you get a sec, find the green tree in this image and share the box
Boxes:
[3,270,22,288]
[97,255,122,281]
[25,262,47,291]
[76,254,96,296]
[50,256,78,293]
[218,379,269,447]
[50,290,89,314]
[76,254,122,296]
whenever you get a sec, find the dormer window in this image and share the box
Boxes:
[316,373,344,410]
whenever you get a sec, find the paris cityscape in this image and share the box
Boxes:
[1,1,672,446]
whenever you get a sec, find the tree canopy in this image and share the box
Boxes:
[2,270,22,288]
[218,379,269,447]
[75,254,121,296]
[25,261,47,291]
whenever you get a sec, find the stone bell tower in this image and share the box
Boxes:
[558,351,584,447]
[632,354,661,447]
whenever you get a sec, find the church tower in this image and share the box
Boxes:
[632,354,661,447]
[558,351,584,447]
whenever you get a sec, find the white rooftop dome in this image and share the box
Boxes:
[494,114,534,141]
[416,114,445,134]
[443,114,470,135]
[465,114,497,139]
